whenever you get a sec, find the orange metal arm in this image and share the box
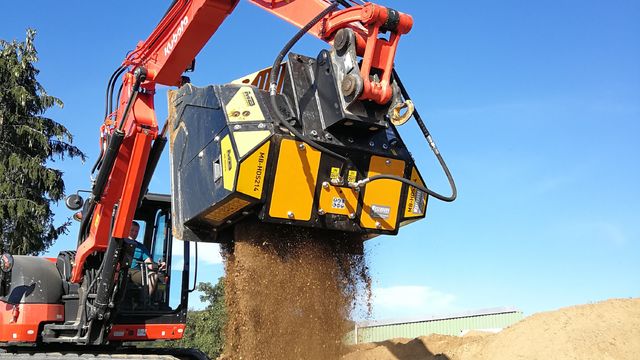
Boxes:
[251,0,413,104]
[124,0,240,86]
[72,0,240,283]
[72,0,413,284]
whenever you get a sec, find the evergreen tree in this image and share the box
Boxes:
[0,29,85,255]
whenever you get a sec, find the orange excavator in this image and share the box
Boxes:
[0,0,455,357]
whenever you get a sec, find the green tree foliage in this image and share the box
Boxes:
[162,278,226,358]
[0,29,85,255]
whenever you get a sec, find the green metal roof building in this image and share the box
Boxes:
[350,307,524,344]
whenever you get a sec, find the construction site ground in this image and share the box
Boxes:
[343,298,640,360]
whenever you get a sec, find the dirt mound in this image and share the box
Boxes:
[223,218,371,360]
[345,298,640,360]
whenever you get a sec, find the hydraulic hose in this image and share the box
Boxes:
[352,75,457,202]
[334,0,456,203]
[93,65,127,176]
[268,1,352,168]
[104,65,126,119]
[391,69,457,202]
[118,67,147,131]
[267,0,455,202]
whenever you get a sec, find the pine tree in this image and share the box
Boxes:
[0,29,85,255]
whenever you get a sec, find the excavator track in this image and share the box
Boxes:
[0,355,179,360]
[0,348,209,360]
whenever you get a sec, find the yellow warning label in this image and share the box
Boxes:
[221,135,237,191]
[404,167,426,218]
[233,130,271,157]
[330,167,340,181]
[238,141,271,199]
[203,197,250,223]
[225,87,265,122]
[348,170,357,183]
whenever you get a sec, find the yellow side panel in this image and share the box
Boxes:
[319,185,358,216]
[220,135,237,191]
[233,130,271,158]
[360,156,405,231]
[203,197,251,224]
[404,167,427,218]
[225,87,265,122]
[269,139,321,221]
[237,141,271,199]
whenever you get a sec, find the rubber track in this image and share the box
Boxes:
[0,354,179,360]
[0,348,209,360]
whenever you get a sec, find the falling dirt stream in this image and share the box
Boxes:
[222,218,371,360]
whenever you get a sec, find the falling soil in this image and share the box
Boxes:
[222,218,371,360]
[344,298,640,360]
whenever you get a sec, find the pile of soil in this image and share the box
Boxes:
[344,298,640,360]
[222,218,371,360]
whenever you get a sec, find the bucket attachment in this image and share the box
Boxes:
[168,51,428,243]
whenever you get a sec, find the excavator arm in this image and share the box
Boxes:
[64,0,427,345]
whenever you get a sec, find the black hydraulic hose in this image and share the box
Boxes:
[90,144,105,175]
[92,129,125,201]
[354,170,456,202]
[391,68,457,202]
[93,66,127,175]
[352,91,457,202]
[268,1,352,168]
[113,81,125,118]
[118,67,148,131]
[107,66,128,118]
[334,0,456,201]
[104,65,126,119]
[77,201,96,247]
[334,0,457,202]
[266,0,455,201]
[268,2,338,89]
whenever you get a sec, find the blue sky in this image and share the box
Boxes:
[3,1,638,320]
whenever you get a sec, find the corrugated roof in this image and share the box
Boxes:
[358,306,521,328]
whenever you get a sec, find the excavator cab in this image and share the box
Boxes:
[0,194,191,346]
[120,195,184,311]
[108,193,190,342]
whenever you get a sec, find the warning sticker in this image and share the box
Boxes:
[404,167,426,217]
[411,190,426,214]
[347,170,357,183]
[332,197,346,209]
[330,167,340,181]
[370,204,391,219]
